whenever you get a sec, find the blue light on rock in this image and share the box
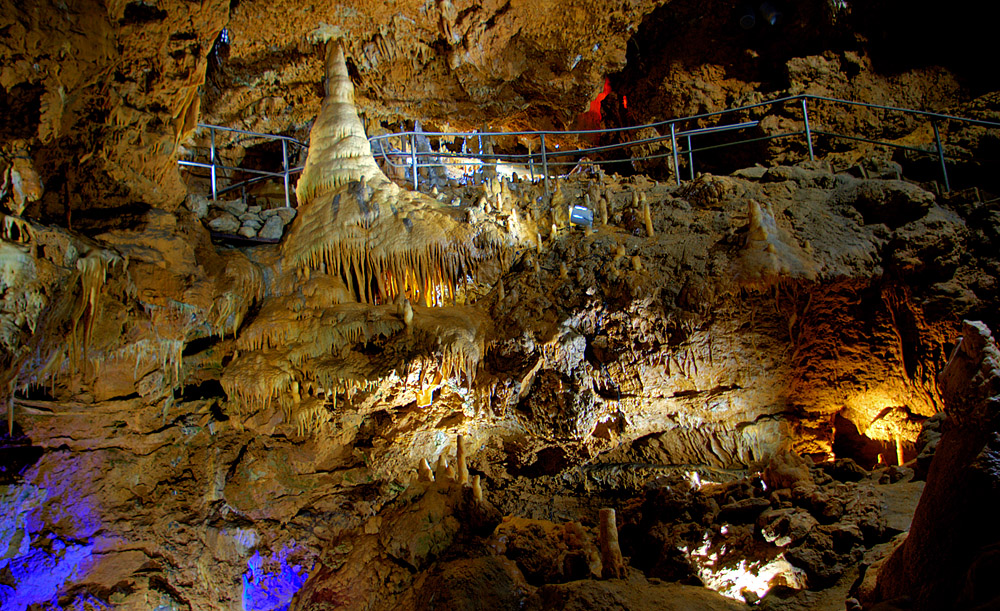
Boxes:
[242,544,311,611]
[0,534,95,610]
[1,453,103,611]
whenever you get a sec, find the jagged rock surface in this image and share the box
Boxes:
[1,160,991,607]
[870,320,1000,610]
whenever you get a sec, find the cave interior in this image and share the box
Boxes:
[1,0,1000,609]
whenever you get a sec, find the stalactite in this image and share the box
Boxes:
[456,434,469,484]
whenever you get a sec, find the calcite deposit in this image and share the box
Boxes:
[2,0,1000,609]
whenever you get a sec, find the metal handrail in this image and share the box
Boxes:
[181,94,1000,205]
[177,123,308,208]
[369,93,1000,194]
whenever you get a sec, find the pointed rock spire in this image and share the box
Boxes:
[296,43,390,206]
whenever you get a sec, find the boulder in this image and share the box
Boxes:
[763,449,813,491]
[259,215,286,240]
[207,211,240,233]
[398,556,532,611]
[758,507,818,547]
[489,517,600,585]
[184,194,210,218]
[717,497,771,523]
[832,177,933,228]
[218,199,248,216]
[820,458,868,483]
[275,207,297,224]
[528,575,744,610]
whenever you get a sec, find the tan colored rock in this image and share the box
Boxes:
[872,321,1000,610]
[530,578,744,610]
[763,449,814,491]
[184,194,210,218]
[599,508,626,579]
[275,207,297,224]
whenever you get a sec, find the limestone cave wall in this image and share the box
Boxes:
[1,0,1000,610]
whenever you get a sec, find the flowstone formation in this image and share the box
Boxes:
[218,43,510,440]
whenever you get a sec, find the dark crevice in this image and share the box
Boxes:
[0,442,44,484]
[101,392,142,402]
[209,401,230,422]
[511,446,570,478]
[69,202,153,233]
[180,379,226,402]
[121,2,168,25]
[0,83,43,139]
[182,335,222,357]
[225,441,253,482]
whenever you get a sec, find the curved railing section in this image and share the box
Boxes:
[177,124,308,208]
[368,94,1000,194]
[181,94,1000,205]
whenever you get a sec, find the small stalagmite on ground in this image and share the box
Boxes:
[599,507,626,579]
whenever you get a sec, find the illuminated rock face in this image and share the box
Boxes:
[2,151,985,607]
[871,321,1000,610]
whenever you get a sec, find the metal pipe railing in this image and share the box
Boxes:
[181,94,1000,203]
[177,124,307,207]
[801,97,814,162]
[368,94,1000,194]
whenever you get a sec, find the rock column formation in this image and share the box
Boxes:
[872,321,1000,610]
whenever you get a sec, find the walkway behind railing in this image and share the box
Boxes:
[178,124,307,208]
[181,94,1000,205]
[369,94,1000,195]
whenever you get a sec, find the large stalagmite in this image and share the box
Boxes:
[220,42,499,421]
[283,44,509,307]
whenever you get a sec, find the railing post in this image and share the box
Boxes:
[527,143,535,181]
[281,139,290,208]
[410,132,418,191]
[932,120,950,193]
[540,132,550,196]
[476,133,484,185]
[670,123,681,186]
[686,134,695,181]
[801,97,815,161]
[209,126,218,201]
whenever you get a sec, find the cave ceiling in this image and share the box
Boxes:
[212,0,657,131]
